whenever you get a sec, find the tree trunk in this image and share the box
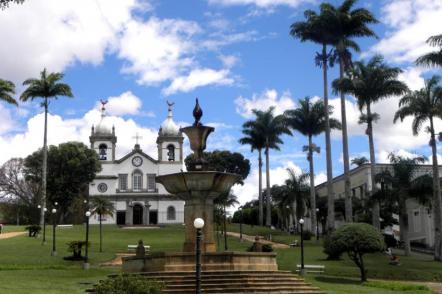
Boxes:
[308,135,317,236]
[399,199,410,256]
[99,213,103,252]
[339,57,352,223]
[258,149,264,226]
[291,199,296,229]
[39,97,48,226]
[430,118,442,261]
[223,205,228,251]
[322,44,335,232]
[367,104,380,230]
[358,253,367,282]
[265,144,271,227]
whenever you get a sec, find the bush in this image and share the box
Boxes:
[323,234,342,260]
[64,241,89,260]
[25,225,41,237]
[262,244,273,252]
[302,230,312,241]
[93,274,164,294]
[331,223,384,282]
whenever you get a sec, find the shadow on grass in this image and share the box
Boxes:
[314,276,362,285]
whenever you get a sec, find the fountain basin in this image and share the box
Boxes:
[123,251,278,272]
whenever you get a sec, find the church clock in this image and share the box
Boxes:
[132,156,143,167]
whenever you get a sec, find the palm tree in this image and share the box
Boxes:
[239,128,265,226]
[285,168,310,226]
[324,0,378,223]
[351,156,369,167]
[416,35,442,68]
[0,79,18,106]
[333,55,409,229]
[394,75,442,261]
[377,154,432,256]
[20,69,73,228]
[243,107,291,227]
[214,192,239,250]
[284,97,341,235]
[291,4,338,232]
[90,197,115,252]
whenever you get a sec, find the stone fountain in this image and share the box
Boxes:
[122,99,277,272]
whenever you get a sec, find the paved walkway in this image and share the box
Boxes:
[0,231,26,239]
[226,231,289,249]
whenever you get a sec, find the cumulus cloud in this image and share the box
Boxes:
[368,0,442,63]
[0,93,160,165]
[208,0,310,8]
[235,89,295,118]
[0,0,141,82]
[95,91,142,116]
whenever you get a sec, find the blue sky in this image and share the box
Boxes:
[1,0,441,205]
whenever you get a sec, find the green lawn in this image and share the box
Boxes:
[0,224,439,293]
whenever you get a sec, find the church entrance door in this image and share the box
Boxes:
[116,211,126,225]
[149,210,158,225]
[133,204,143,225]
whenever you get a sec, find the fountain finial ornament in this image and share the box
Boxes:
[193,98,203,126]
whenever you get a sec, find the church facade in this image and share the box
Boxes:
[88,102,185,226]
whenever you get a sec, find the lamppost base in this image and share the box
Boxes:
[83,262,90,270]
[51,251,57,256]
[299,269,305,276]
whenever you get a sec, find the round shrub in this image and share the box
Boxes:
[323,234,342,260]
[302,230,313,241]
[262,244,274,252]
[93,274,164,294]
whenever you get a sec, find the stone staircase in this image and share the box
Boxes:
[133,270,325,294]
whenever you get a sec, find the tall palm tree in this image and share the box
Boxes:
[290,5,338,232]
[416,34,442,68]
[324,0,378,223]
[20,69,73,228]
[90,197,115,253]
[333,55,409,229]
[394,75,442,261]
[377,154,432,256]
[285,168,310,225]
[239,128,265,226]
[0,79,18,106]
[243,107,291,227]
[285,97,341,235]
[351,156,368,167]
[214,191,239,250]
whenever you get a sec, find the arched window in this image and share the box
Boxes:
[98,144,107,160]
[133,170,143,191]
[167,144,175,161]
[167,206,176,220]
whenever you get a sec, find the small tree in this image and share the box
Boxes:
[331,223,384,282]
[91,197,115,252]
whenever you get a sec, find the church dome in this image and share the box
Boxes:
[94,100,112,135]
[159,102,180,136]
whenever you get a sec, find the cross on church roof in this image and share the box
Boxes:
[132,132,143,145]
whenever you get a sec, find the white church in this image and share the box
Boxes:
[88,102,185,226]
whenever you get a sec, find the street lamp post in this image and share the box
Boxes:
[316,208,320,242]
[299,218,305,276]
[38,205,47,244]
[51,208,57,256]
[239,206,243,242]
[84,210,91,270]
[194,218,204,294]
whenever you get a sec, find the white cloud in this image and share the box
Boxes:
[96,91,142,116]
[0,94,160,165]
[162,68,234,96]
[232,160,303,206]
[0,0,141,82]
[235,89,295,118]
[368,0,442,63]
[219,54,240,68]
[208,0,309,8]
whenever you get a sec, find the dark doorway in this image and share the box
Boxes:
[149,210,158,225]
[133,204,143,225]
[116,211,126,225]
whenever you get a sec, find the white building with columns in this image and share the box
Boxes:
[88,102,184,225]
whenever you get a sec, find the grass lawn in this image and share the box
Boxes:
[0,224,439,293]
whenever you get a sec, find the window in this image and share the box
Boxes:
[147,174,156,191]
[119,174,128,191]
[98,144,107,160]
[133,170,142,191]
[167,144,175,161]
[413,210,421,233]
[167,206,176,220]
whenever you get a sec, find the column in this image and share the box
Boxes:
[125,199,133,225]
